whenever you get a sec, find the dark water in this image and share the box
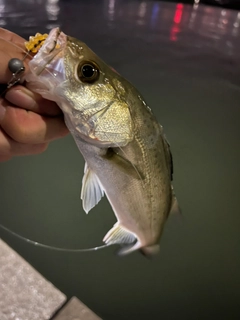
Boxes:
[0,0,240,319]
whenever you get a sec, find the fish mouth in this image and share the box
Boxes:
[28,27,67,77]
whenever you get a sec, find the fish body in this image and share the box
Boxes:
[25,28,177,255]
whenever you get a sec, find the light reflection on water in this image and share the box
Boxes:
[108,0,115,22]
[0,0,60,31]
[0,0,238,55]
[96,0,240,54]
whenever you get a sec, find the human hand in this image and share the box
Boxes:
[0,28,69,162]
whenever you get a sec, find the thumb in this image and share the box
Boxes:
[5,85,62,116]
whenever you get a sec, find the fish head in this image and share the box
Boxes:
[25,28,133,145]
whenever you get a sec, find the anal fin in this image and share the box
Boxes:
[103,224,136,245]
[81,162,104,214]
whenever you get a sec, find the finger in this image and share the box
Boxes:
[0,103,68,144]
[5,85,62,116]
[0,28,26,43]
[0,128,48,162]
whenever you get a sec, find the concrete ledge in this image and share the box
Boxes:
[0,239,66,320]
[53,297,102,320]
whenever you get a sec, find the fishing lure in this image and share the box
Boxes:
[5,33,49,90]
[25,32,49,53]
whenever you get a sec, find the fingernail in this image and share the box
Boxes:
[5,87,36,110]
[0,105,6,121]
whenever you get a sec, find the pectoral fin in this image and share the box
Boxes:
[103,149,143,180]
[81,163,104,214]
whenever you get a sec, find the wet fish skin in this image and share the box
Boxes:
[25,28,176,255]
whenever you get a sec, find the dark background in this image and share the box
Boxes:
[0,1,240,319]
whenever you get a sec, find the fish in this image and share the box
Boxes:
[24,27,179,256]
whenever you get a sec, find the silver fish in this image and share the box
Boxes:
[25,28,179,256]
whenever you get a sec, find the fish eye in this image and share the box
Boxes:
[77,61,99,83]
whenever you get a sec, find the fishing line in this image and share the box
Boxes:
[0,223,111,252]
